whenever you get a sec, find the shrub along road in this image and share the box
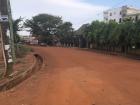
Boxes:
[0,46,140,105]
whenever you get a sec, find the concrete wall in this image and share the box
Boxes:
[104,7,123,23]
[104,6,140,23]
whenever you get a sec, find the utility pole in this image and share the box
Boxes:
[7,0,16,62]
[0,0,15,76]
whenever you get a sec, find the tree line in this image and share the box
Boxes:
[76,20,140,54]
[13,13,140,55]
[24,14,74,45]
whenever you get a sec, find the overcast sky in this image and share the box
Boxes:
[10,0,140,35]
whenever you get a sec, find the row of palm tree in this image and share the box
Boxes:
[71,20,140,54]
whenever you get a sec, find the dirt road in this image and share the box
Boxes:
[0,47,140,105]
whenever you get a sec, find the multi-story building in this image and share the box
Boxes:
[103,6,140,23]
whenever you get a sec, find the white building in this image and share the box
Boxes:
[104,6,140,23]
[21,36,39,45]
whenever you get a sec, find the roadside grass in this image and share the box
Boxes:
[15,45,33,58]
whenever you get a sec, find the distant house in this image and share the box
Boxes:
[21,36,39,45]
[103,6,140,23]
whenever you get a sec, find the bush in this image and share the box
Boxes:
[15,45,32,58]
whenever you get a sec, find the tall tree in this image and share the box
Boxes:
[57,22,74,46]
[24,14,62,44]
[13,17,23,43]
[76,24,90,48]
[134,20,140,47]
[57,22,73,38]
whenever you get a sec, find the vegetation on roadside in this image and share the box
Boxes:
[76,20,140,54]
[14,13,140,56]
[15,45,32,58]
[13,17,23,43]
[24,14,74,45]
[13,18,33,58]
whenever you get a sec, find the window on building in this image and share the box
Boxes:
[104,17,108,21]
[110,13,112,16]
[120,12,122,15]
[119,18,122,23]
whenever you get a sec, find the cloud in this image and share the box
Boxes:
[11,0,109,33]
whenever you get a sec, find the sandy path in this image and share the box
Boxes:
[0,46,140,105]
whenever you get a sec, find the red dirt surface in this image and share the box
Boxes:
[0,46,140,105]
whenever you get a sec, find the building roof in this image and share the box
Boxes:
[104,5,140,13]
[126,13,140,16]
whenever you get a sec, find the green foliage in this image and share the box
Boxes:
[78,20,140,53]
[57,22,75,45]
[23,13,140,54]
[15,45,32,58]
[134,20,140,43]
[13,17,23,43]
[24,14,75,45]
[57,22,73,38]
[76,24,90,37]
[24,14,63,44]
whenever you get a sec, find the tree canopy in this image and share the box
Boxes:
[23,13,140,54]
[13,17,23,43]
[25,14,62,36]
[76,20,140,53]
[24,14,74,45]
